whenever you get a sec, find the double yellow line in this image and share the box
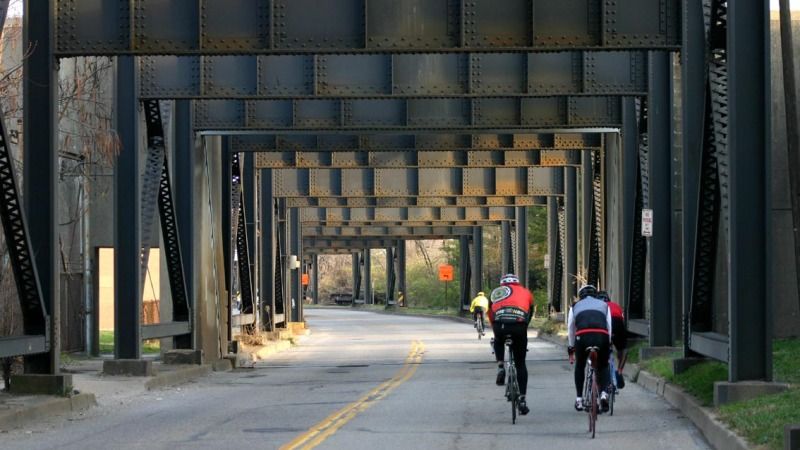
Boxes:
[281,340,425,450]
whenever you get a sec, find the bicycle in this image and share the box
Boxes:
[474,311,485,339]
[503,337,520,424]
[581,346,601,438]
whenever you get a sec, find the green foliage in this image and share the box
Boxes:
[537,318,566,336]
[639,356,675,379]
[673,361,727,406]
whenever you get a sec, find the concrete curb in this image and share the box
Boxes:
[533,327,750,450]
[0,392,97,431]
[144,365,213,390]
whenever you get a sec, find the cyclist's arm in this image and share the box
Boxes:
[567,308,576,347]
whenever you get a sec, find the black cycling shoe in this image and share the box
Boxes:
[496,367,505,386]
[518,397,530,415]
[616,371,626,389]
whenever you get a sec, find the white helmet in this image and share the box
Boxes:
[499,273,520,285]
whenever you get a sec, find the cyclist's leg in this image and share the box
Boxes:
[511,324,528,396]
[492,322,506,385]
[574,336,589,398]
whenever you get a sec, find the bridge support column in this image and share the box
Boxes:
[260,170,276,331]
[471,227,483,298]
[459,235,471,312]
[312,254,319,305]
[386,247,395,306]
[397,241,407,306]
[501,222,513,275]
[726,0,771,382]
[515,207,528,289]
[289,208,301,322]
[23,0,59,374]
[112,56,142,361]
[363,250,372,305]
[648,51,674,347]
[352,252,362,304]
[582,153,593,274]
[173,100,195,350]
[622,98,638,324]
[565,167,578,304]
[243,154,257,328]
[547,198,560,313]
[220,139,233,342]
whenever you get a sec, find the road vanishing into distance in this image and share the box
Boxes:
[8,309,709,450]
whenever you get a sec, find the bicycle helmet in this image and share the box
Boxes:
[578,284,597,299]
[499,273,520,285]
[477,291,485,297]
[596,290,610,302]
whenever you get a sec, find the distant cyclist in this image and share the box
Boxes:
[469,291,489,333]
[567,285,612,412]
[597,290,627,388]
[489,274,534,416]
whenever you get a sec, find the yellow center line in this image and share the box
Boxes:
[280,341,425,450]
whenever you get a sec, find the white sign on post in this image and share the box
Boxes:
[544,254,550,269]
[641,209,654,237]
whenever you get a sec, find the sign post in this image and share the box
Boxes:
[439,264,454,310]
[641,209,654,237]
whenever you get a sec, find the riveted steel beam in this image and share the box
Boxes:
[303,225,476,237]
[236,133,602,151]
[254,149,584,169]
[299,206,517,223]
[138,52,647,99]
[55,0,679,56]
[193,97,622,131]
[272,166,564,198]
[285,196,550,208]
[304,238,463,254]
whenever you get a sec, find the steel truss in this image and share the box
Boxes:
[54,0,680,56]
[142,100,192,342]
[138,51,648,99]
[193,96,623,131]
[0,93,48,359]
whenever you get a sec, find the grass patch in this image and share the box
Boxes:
[773,338,800,384]
[99,330,160,355]
[640,355,675,379]
[624,340,647,364]
[536,318,566,336]
[719,388,800,450]
[716,338,799,449]
[672,361,727,406]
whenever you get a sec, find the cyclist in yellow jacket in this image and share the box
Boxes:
[470,291,490,333]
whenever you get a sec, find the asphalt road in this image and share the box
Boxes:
[8,308,710,450]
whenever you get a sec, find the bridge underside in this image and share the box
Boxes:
[0,0,774,387]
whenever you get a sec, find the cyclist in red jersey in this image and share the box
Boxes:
[597,290,627,388]
[489,273,534,416]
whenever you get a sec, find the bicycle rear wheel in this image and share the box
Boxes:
[590,374,598,438]
[609,384,615,416]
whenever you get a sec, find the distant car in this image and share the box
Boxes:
[330,293,354,305]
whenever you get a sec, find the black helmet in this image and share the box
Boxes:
[578,284,597,299]
[596,290,610,302]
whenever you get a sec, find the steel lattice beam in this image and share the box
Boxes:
[285,196,550,208]
[55,0,680,56]
[193,97,622,131]
[254,149,583,169]
[235,133,602,151]
[138,52,647,99]
[272,166,564,198]
[299,206,517,223]
[303,225,475,237]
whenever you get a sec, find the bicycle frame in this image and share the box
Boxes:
[503,338,520,424]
